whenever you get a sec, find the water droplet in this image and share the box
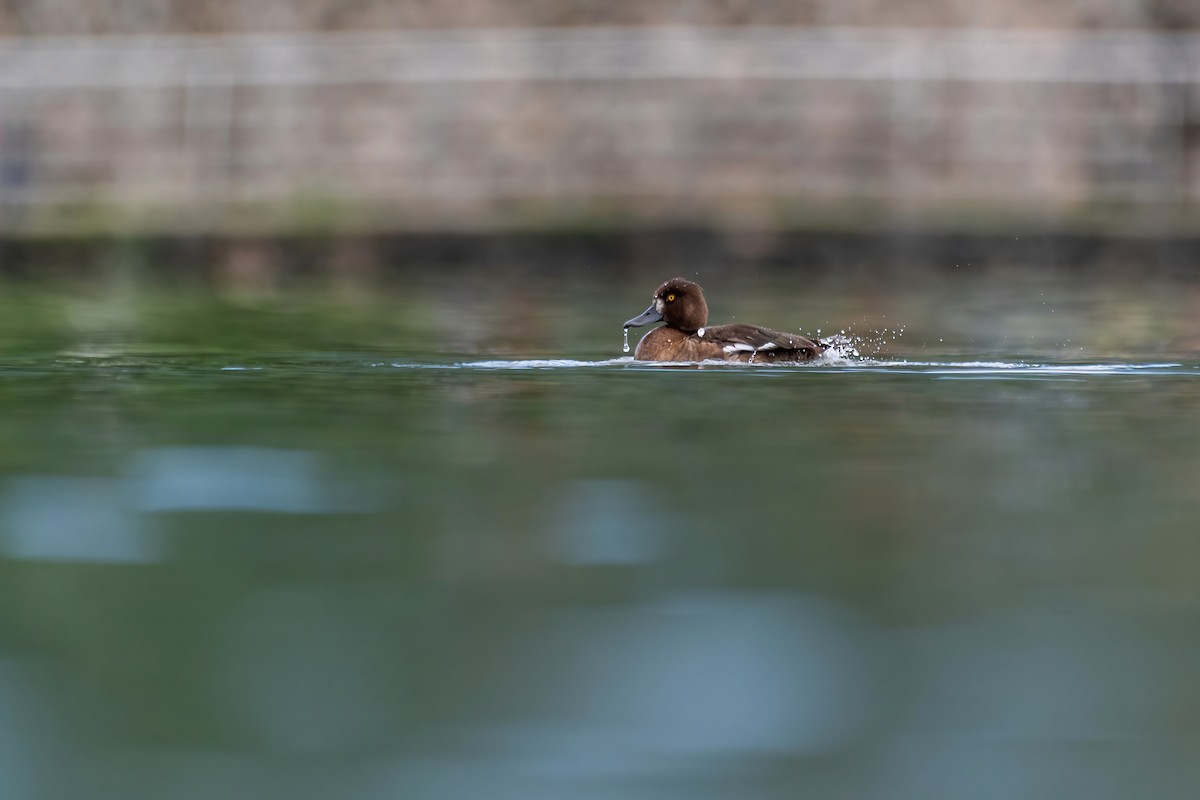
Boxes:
[622,328,630,353]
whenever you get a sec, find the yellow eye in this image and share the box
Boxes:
[667,294,676,302]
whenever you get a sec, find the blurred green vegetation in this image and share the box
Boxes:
[1,234,1197,359]
[10,196,1200,240]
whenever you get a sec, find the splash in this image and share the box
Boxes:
[623,328,630,354]
[856,325,907,355]
[814,324,906,360]
[816,333,860,363]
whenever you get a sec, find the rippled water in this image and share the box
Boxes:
[1,266,1199,799]
[416,356,1200,376]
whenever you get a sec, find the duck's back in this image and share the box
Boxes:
[703,324,824,362]
[633,324,824,362]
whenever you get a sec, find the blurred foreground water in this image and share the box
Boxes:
[0,253,1199,799]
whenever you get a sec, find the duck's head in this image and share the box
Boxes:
[623,277,709,334]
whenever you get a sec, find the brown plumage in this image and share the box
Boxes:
[623,278,826,363]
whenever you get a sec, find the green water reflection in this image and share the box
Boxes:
[0,267,1198,799]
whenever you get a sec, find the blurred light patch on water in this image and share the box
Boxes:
[0,661,62,800]
[546,480,669,566]
[0,447,378,565]
[475,593,874,763]
[0,477,159,564]
[901,602,1177,742]
[129,447,375,514]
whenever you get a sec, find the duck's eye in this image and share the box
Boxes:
[666,294,676,302]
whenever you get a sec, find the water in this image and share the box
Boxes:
[1,266,1199,799]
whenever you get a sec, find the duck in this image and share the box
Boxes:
[623,277,826,363]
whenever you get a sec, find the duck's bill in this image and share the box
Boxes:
[624,304,663,328]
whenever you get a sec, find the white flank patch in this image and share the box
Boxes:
[757,343,779,351]
[724,343,756,353]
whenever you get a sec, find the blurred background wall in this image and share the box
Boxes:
[2,1,1198,237]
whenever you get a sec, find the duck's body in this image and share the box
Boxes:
[632,323,824,362]
[624,278,825,363]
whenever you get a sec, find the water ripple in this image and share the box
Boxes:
[383,358,1199,377]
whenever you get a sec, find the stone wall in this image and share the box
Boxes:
[2,27,1198,234]
[2,0,1198,35]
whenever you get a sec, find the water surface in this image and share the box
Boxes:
[0,268,1199,799]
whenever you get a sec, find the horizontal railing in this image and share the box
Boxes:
[2,28,1199,88]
